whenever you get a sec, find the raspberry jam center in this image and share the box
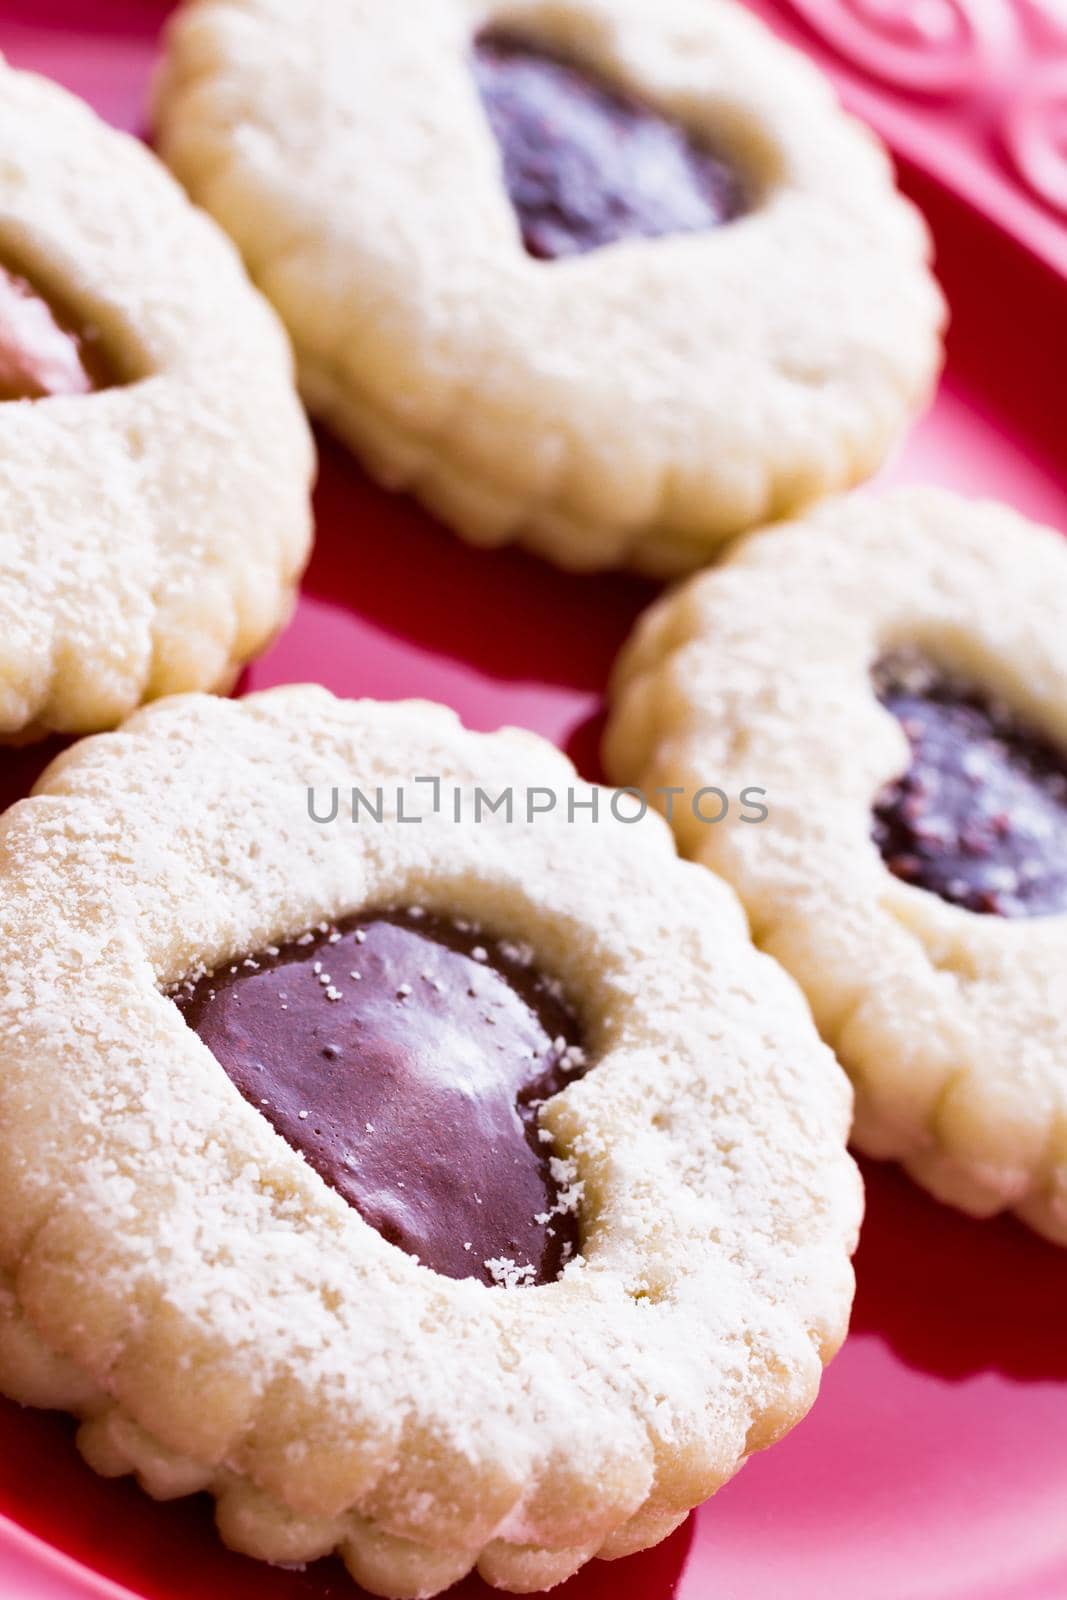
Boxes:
[174,910,588,1286]
[0,264,115,399]
[472,31,744,259]
[872,655,1067,917]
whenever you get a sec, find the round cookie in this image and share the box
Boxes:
[604,488,1067,1243]
[0,55,314,740]
[0,687,859,1598]
[152,0,944,577]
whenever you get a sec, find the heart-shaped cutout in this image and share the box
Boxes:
[175,909,588,1286]
[472,28,745,259]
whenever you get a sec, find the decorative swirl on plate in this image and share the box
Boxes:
[783,0,1009,95]
[1003,64,1067,216]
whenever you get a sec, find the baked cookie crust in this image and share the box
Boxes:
[0,56,314,739]
[152,0,944,576]
[0,688,859,1597]
[605,488,1067,1242]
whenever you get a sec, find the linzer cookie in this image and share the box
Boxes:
[0,688,859,1598]
[153,0,944,576]
[604,488,1067,1242]
[0,55,313,739]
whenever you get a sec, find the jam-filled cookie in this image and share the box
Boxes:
[153,0,943,576]
[0,57,313,740]
[0,688,859,1597]
[605,489,1067,1242]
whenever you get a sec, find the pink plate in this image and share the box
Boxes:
[1,4,1066,1598]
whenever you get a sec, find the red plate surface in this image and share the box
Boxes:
[1,5,1067,1599]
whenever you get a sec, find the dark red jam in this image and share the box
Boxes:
[472,31,744,259]
[872,654,1067,917]
[174,909,588,1286]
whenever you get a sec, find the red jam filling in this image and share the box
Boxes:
[174,909,589,1286]
[472,31,744,259]
[873,654,1067,917]
[0,264,114,399]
